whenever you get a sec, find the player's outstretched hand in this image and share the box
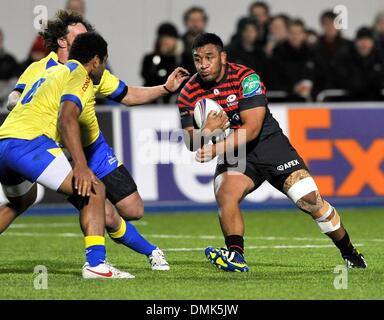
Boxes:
[164,67,190,93]
[196,144,217,163]
[73,164,99,197]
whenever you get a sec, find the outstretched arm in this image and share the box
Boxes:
[121,67,190,106]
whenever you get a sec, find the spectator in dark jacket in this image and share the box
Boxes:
[141,23,183,103]
[226,17,268,79]
[306,29,319,48]
[0,29,18,80]
[265,14,290,57]
[248,1,270,47]
[373,12,384,59]
[314,10,355,94]
[272,19,317,101]
[181,6,208,74]
[349,27,384,101]
[0,29,19,105]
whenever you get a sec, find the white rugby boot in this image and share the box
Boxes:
[148,248,170,271]
[82,261,135,279]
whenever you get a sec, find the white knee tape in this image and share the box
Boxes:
[287,177,318,203]
[315,205,341,233]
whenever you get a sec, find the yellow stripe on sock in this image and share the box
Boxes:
[109,217,126,239]
[85,235,105,248]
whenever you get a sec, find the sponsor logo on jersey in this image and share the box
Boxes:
[107,154,118,165]
[180,110,189,117]
[241,74,261,98]
[231,113,241,124]
[226,94,237,103]
[277,159,300,171]
[82,76,91,92]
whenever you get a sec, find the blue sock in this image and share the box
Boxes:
[85,236,106,267]
[109,218,156,256]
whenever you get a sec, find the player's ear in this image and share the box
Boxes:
[91,55,101,68]
[220,51,227,64]
[57,37,67,49]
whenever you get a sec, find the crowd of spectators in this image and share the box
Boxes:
[1,1,384,105]
[141,2,384,102]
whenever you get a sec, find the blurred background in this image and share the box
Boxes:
[1,0,384,211]
[0,0,384,101]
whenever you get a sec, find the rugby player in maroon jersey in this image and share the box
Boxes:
[177,33,367,272]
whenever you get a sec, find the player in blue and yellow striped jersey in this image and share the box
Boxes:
[0,32,135,279]
[2,10,190,271]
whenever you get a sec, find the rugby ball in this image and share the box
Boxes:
[194,98,231,142]
[194,98,224,129]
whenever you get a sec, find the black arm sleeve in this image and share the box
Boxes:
[179,107,194,128]
[238,94,268,112]
[109,85,128,103]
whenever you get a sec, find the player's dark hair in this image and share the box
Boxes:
[191,33,224,52]
[183,6,208,25]
[68,32,107,64]
[39,9,94,52]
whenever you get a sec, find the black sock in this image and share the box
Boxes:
[225,235,244,255]
[333,232,354,256]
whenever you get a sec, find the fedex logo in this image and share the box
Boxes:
[288,109,384,197]
[120,106,384,205]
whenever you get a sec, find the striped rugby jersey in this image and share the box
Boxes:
[177,63,281,140]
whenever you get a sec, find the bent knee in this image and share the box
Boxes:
[285,175,322,214]
[296,191,323,214]
[92,181,106,198]
[116,196,145,221]
[215,187,243,209]
[7,185,37,215]
[129,205,144,220]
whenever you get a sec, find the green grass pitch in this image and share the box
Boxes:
[0,208,383,300]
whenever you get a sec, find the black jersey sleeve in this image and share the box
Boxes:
[177,90,194,128]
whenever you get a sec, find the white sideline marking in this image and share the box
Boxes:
[3,232,80,237]
[142,234,330,242]
[1,230,378,245]
[9,221,148,229]
[0,231,365,251]
[163,244,364,252]
[9,223,78,229]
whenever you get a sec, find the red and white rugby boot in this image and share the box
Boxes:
[82,261,135,279]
